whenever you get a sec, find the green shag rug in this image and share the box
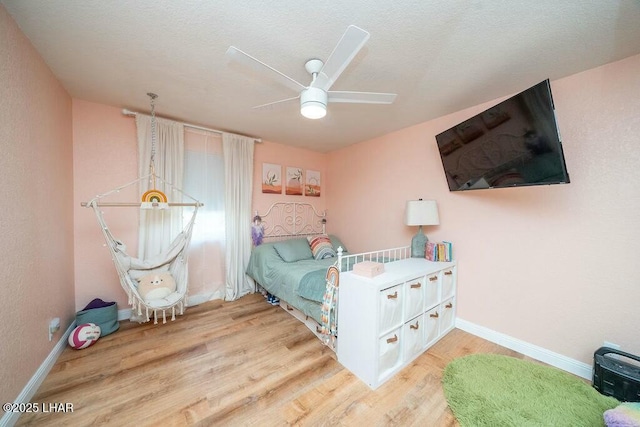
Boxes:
[442,354,619,427]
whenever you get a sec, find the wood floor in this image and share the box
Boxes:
[17,293,530,426]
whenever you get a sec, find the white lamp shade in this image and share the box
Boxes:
[405,200,440,226]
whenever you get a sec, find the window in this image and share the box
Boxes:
[182,129,226,301]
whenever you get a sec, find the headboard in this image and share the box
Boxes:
[254,202,326,242]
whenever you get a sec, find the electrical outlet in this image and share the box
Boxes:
[49,318,60,341]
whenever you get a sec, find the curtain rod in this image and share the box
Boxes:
[122,108,262,143]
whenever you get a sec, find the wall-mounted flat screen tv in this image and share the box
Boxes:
[436,79,570,191]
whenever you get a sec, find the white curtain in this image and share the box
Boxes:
[222,132,255,300]
[136,114,184,260]
[183,129,226,303]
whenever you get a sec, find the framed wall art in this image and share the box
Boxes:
[285,166,303,196]
[262,163,282,194]
[305,170,321,197]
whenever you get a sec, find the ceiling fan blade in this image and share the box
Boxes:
[311,25,370,91]
[252,95,300,110]
[226,46,306,93]
[327,91,397,104]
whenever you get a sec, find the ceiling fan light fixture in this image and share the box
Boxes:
[301,102,326,119]
[300,87,327,119]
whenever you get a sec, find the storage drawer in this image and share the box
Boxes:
[442,268,455,300]
[425,273,439,309]
[440,297,455,334]
[404,277,425,320]
[425,306,440,345]
[379,284,403,333]
[403,314,424,361]
[378,328,402,380]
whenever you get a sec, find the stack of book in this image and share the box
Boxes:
[425,241,453,262]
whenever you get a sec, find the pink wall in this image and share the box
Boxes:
[326,121,449,253]
[252,140,328,220]
[0,5,75,404]
[328,54,640,365]
[73,100,139,310]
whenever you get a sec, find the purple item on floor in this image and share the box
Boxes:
[82,298,116,311]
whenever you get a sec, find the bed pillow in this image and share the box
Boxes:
[273,238,314,262]
[308,234,337,260]
[329,234,348,253]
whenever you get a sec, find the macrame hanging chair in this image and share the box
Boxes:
[84,93,202,324]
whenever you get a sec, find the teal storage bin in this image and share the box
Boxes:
[76,298,119,337]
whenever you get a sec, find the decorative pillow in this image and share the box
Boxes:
[329,234,348,253]
[308,234,337,260]
[273,238,314,262]
[137,272,176,302]
[604,402,640,427]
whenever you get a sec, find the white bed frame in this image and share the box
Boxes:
[254,202,326,241]
[253,202,412,345]
[255,202,411,270]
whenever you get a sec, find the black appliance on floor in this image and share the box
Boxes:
[593,347,640,402]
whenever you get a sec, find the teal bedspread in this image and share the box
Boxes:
[245,242,339,323]
[297,268,328,303]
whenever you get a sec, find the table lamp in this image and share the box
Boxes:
[405,199,440,258]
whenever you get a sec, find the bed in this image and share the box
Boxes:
[245,202,411,345]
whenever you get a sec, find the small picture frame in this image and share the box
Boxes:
[305,170,321,197]
[262,163,282,194]
[285,166,303,196]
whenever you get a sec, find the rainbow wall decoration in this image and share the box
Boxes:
[141,189,168,203]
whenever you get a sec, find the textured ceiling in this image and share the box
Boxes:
[3,1,640,152]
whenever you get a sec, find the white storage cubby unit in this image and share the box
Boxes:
[337,257,457,389]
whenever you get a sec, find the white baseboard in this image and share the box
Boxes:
[117,308,132,321]
[0,321,76,427]
[455,318,592,380]
[188,292,223,306]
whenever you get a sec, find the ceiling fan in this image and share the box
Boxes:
[225,25,397,119]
